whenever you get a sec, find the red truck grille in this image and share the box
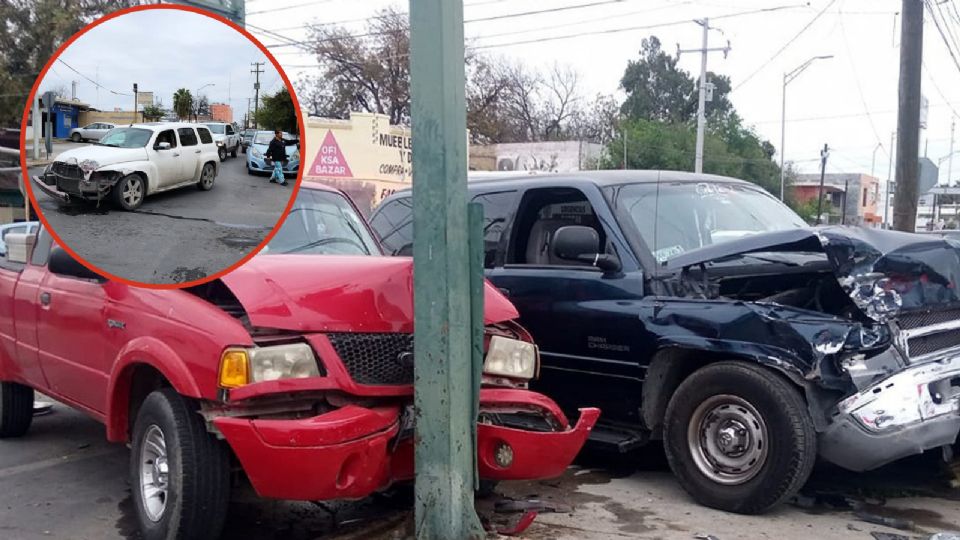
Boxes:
[326,333,414,386]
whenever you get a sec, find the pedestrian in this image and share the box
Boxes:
[264,129,297,186]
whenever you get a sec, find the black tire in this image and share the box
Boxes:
[218,146,226,162]
[112,174,146,211]
[197,163,215,191]
[663,361,816,514]
[71,133,81,143]
[241,146,246,155]
[0,382,34,438]
[130,388,230,540]
[230,144,238,158]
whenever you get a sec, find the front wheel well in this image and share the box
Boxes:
[109,364,171,442]
[641,348,809,438]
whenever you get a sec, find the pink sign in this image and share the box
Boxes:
[309,130,353,178]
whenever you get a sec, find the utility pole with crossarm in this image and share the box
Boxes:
[678,18,730,174]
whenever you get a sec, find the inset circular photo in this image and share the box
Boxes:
[21,5,303,287]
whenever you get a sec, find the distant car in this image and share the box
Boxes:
[240,129,256,153]
[246,130,299,177]
[69,122,115,143]
[33,122,220,211]
[0,221,39,257]
[204,122,241,161]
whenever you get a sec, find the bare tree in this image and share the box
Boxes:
[305,7,410,125]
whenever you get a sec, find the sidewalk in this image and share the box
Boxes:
[23,139,77,167]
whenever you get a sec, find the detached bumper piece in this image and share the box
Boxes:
[214,405,400,501]
[478,407,599,480]
[31,175,70,203]
[820,353,960,471]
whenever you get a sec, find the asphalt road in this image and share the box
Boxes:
[29,144,295,284]
[2,403,958,540]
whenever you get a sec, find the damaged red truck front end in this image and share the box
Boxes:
[196,254,598,502]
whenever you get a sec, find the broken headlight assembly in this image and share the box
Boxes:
[218,343,321,388]
[483,336,539,381]
[79,159,100,174]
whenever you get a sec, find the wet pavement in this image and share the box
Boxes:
[1,404,958,540]
[28,144,296,284]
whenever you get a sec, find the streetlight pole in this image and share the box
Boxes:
[779,55,833,201]
[193,83,215,122]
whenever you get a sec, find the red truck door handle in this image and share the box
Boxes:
[39,292,51,306]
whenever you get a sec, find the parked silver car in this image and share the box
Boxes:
[69,122,116,142]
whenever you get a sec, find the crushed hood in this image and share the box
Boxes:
[219,254,519,333]
[665,226,960,321]
[54,145,148,167]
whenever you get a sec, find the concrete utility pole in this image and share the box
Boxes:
[949,117,956,186]
[32,96,40,161]
[409,0,486,538]
[885,130,896,227]
[251,62,264,129]
[678,18,730,174]
[781,55,834,200]
[816,143,830,225]
[893,0,923,232]
[133,83,138,123]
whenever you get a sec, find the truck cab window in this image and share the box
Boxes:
[471,191,517,268]
[369,197,413,256]
[508,187,606,266]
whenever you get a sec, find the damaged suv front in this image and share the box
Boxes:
[193,183,598,502]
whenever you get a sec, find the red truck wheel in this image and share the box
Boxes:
[130,389,230,540]
[0,382,33,438]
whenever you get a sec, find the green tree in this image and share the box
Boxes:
[254,88,297,133]
[0,0,140,126]
[172,89,192,121]
[141,103,165,121]
[619,36,733,123]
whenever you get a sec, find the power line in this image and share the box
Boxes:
[55,58,133,96]
[932,0,960,60]
[473,4,806,50]
[732,0,838,91]
[247,0,336,16]
[922,58,960,118]
[926,0,960,75]
[838,5,887,159]
[464,0,633,23]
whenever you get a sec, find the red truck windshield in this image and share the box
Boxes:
[265,189,380,256]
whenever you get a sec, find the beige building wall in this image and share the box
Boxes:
[79,110,144,125]
[303,112,414,215]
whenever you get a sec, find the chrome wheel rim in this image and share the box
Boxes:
[139,425,169,522]
[218,147,226,160]
[123,177,143,207]
[201,165,214,188]
[688,394,768,485]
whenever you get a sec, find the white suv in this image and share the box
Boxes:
[204,122,241,162]
[32,122,220,211]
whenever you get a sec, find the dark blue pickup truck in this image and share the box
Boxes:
[371,170,960,514]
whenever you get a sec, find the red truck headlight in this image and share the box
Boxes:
[483,336,539,381]
[219,343,320,388]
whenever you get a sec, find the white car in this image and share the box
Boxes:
[204,122,241,162]
[69,122,116,143]
[33,122,220,211]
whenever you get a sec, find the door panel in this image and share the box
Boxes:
[36,272,110,412]
[487,267,648,423]
[176,128,201,183]
[151,130,181,186]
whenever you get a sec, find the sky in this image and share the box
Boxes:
[39,8,285,124]
[245,0,960,187]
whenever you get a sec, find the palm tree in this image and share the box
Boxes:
[172,89,193,121]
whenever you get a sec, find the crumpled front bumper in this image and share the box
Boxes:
[213,389,599,501]
[819,352,960,471]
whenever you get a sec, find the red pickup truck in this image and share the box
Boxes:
[0,182,598,540]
